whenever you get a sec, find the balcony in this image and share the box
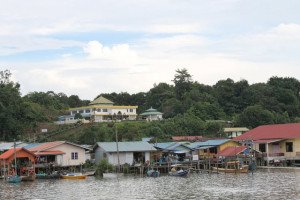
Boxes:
[260,153,285,157]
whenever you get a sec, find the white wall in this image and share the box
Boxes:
[49,143,86,166]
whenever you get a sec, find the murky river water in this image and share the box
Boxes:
[1,168,300,200]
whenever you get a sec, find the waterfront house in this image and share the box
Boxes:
[153,142,193,162]
[56,96,138,124]
[24,141,90,168]
[189,139,240,160]
[0,147,36,177]
[140,107,163,121]
[93,141,157,165]
[233,123,300,166]
[224,127,249,139]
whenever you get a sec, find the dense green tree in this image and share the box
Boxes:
[187,102,226,121]
[172,68,193,100]
[234,105,274,129]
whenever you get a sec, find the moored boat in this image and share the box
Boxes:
[212,161,248,173]
[21,174,36,181]
[169,168,189,177]
[36,173,61,179]
[61,173,87,179]
[147,170,160,177]
[7,175,22,183]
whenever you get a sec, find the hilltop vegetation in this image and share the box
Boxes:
[1,69,299,142]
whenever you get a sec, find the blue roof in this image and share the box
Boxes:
[188,139,230,149]
[24,143,44,150]
[154,142,192,151]
[95,141,156,152]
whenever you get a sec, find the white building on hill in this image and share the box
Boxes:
[56,96,138,124]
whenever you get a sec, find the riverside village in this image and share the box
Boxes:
[1,96,300,182]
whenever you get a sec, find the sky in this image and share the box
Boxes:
[1,0,300,100]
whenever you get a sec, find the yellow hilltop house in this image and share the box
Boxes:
[56,96,138,124]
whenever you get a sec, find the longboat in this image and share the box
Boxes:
[61,173,87,179]
[212,161,248,173]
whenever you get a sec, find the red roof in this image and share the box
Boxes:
[29,141,64,152]
[35,151,65,155]
[172,136,203,141]
[0,148,36,160]
[233,123,300,141]
[218,146,247,156]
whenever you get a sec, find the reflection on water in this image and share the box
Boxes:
[0,169,300,200]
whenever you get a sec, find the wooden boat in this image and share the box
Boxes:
[147,170,160,177]
[169,169,189,177]
[21,174,36,181]
[36,173,61,179]
[7,175,22,183]
[61,173,87,179]
[212,161,248,173]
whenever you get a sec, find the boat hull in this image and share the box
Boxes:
[7,176,22,183]
[36,174,61,179]
[169,170,189,177]
[147,170,160,177]
[212,167,248,173]
[61,174,87,179]
[21,174,36,181]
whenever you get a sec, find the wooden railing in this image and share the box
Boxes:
[260,153,285,157]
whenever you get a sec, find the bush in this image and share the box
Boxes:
[96,158,114,176]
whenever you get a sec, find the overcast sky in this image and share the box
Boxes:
[1,0,300,100]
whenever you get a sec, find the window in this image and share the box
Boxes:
[72,111,77,115]
[130,109,133,112]
[286,142,293,152]
[85,109,90,113]
[79,110,84,114]
[71,152,78,160]
[103,108,108,112]
[97,108,101,112]
[259,144,266,152]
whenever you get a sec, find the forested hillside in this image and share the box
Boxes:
[1,69,299,143]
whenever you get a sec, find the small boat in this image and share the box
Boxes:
[147,170,160,177]
[103,172,123,178]
[212,161,248,173]
[21,174,36,181]
[169,169,189,177]
[83,170,96,176]
[36,173,61,179]
[7,175,22,183]
[61,173,87,179]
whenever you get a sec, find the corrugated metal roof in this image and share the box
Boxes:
[24,143,45,150]
[142,138,152,142]
[96,141,157,152]
[233,123,300,141]
[218,146,247,156]
[0,142,27,151]
[28,141,64,152]
[172,136,203,141]
[188,139,230,149]
[0,148,36,159]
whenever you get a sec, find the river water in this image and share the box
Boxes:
[1,168,300,200]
